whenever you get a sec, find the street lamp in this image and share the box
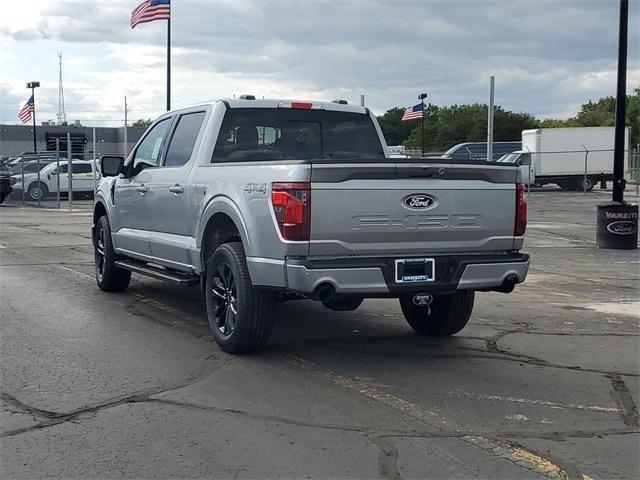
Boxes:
[418,93,428,156]
[26,81,40,153]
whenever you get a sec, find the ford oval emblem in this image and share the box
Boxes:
[403,194,436,210]
[606,221,636,235]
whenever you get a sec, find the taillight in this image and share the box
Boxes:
[271,182,311,241]
[515,182,527,236]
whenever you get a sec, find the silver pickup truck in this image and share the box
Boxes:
[93,98,529,353]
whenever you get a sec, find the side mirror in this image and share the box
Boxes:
[100,155,125,177]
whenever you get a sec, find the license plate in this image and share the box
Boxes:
[395,258,435,283]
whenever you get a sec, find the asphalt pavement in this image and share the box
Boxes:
[1,189,639,479]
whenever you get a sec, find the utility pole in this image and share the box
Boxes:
[487,76,495,162]
[57,52,66,125]
[596,0,637,250]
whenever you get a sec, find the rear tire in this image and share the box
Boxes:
[399,291,474,336]
[205,242,275,354]
[94,215,131,292]
[577,177,594,191]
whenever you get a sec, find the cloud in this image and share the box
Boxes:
[0,0,637,126]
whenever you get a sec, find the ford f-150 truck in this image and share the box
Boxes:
[93,98,529,353]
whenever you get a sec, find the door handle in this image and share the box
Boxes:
[169,184,184,194]
[136,184,149,193]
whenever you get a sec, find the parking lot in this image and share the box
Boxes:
[1,189,638,479]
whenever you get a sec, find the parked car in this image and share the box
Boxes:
[93,98,529,354]
[0,169,11,204]
[443,141,521,162]
[11,160,99,201]
[7,159,56,176]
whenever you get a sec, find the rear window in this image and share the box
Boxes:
[212,108,384,162]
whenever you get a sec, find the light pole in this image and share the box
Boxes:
[596,0,637,250]
[26,81,40,153]
[418,93,428,156]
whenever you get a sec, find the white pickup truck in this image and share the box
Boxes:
[93,98,529,353]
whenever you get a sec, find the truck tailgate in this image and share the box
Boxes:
[309,162,519,256]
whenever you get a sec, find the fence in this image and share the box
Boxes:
[403,146,639,195]
[1,133,104,209]
[2,144,639,209]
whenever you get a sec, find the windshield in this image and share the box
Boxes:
[212,108,384,162]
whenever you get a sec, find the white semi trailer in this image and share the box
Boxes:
[498,127,629,191]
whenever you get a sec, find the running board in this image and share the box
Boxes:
[115,259,199,287]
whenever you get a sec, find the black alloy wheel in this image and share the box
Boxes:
[210,261,238,338]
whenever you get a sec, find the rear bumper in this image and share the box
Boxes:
[248,252,529,296]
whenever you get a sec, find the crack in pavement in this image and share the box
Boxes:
[305,334,640,378]
[606,373,640,428]
[0,357,225,439]
[279,353,597,480]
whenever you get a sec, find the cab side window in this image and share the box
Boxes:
[164,112,206,167]
[132,118,172,172]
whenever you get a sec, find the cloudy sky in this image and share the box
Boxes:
[1,0,638,126]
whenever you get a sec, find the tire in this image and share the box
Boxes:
[323,296,364,312]
[27,182,48,201]
[399,291,475,336]
[577,177,594,191]
[94,215,131,292]
[205,242,275,354]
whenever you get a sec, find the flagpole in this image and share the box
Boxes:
[166,17,171,111]
[31,92,37,153]
[26,82,40,153]
[418,92,427,157]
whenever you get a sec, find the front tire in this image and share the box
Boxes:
[205,242,275,354]
[399,291,474,336]
[94,216,131,292]
[27,182,48,201]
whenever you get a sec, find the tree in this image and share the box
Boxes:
[376,107,421,146]
[131,118,152,128]
[376,86,639,150]
[402,104,537,151]
[538,88,640,146]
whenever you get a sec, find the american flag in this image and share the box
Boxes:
[401,103,423,122]
[131,0,170,29]
[18,95,34,124]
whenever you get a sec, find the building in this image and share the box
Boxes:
[0,124,146,158]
